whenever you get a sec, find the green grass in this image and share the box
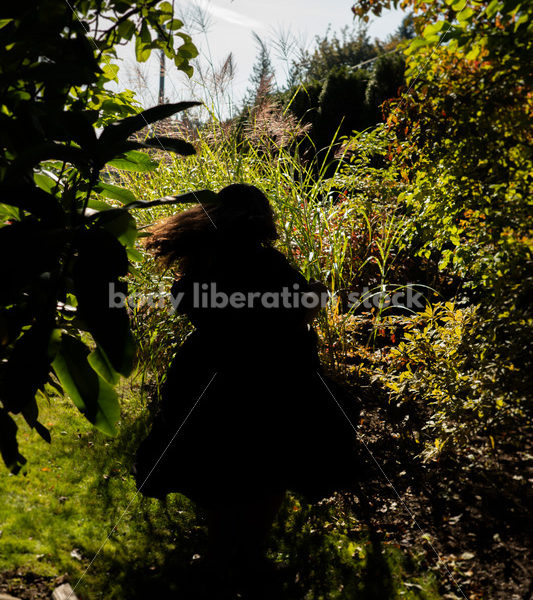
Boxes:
[0,388,201,598]
[1,387,442,599]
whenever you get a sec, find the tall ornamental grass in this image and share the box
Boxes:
[110,118,407,377]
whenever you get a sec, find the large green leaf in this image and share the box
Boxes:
[21,396,51,443]
[126,188,219,210]
[135,20,152,62]
[0,203,18,223]
[72,227,135,377]
[106,149,159,172]
[88,345,120,385]
[0,183,64,220]
[97,135,195,169]
[0,409,27,474]
[93,208,138,247]
[134,136,196,155]
[95,181,137,205]
[0,319,57,414]
[34,172,57,194]
[52,334,120,436]
[98,101,201,147]
[0,220,68,305]
[8,142,91,173]
[87,198,115,211]
[34,109,99,152]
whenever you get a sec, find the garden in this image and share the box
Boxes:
[0,1,531,598]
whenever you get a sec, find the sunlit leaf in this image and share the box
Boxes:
[52,334,120,436]
[107,150,159,172]
[95,181,137,205]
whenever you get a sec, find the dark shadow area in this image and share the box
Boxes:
[349,382,533,600]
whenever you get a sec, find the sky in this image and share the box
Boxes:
[113,0,406,116]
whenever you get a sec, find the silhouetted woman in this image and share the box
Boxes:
[134,183,357,595]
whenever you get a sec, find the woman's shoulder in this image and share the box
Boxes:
[257,245,308,286]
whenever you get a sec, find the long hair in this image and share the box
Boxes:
[144,184,278,269]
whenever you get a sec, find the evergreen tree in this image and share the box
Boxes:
[244,33,276,107]
[290,25,378,85]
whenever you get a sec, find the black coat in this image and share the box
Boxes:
[134,244,359,508]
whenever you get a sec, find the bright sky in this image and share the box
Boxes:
[113,0,406,116]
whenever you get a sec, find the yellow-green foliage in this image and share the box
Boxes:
[378,301,531,459]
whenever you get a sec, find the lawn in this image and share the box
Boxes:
[0,387,442,599]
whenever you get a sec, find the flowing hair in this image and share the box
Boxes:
[144,183,278,269]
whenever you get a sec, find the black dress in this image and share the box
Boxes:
[134,244,359,508]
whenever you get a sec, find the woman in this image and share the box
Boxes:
[134,183,358,593]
